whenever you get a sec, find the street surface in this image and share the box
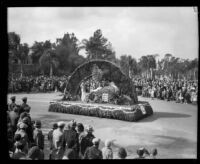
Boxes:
[7,92,197,159]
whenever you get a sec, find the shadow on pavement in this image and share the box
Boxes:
[139,112,191,122]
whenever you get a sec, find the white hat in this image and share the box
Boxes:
[105,139,112,147]
[86,125,94,132]
[57,121,65,127]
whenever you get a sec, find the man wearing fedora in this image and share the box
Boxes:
[8,96,17,112]
[19,97,31,115]
[62,120,79,158]
[33,120,44,151]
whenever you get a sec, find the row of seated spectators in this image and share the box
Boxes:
[8,75,68,93]
[7,96,157,159]
[133,78,198,104]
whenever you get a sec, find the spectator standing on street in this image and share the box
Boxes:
[116,147,127,159]
[12,142,26,159]
[52,121,65,159]
[19,97,31,116]
[76,123,86,159]
[84,138,103,159]
[101,139,113,159]
[62,120,79,158]
[27,144,44,160]
[81,125,95,157]
[15,122,29,154]
[48,123,58,159]
[8,96,17,111]
[33,120,44,150]
[8,106,19,132]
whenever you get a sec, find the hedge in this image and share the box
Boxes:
[48,101,153,122]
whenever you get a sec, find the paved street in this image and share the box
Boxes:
[7,92,197,159]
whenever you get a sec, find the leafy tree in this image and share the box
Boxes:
[120,55,138,78]
[54,33,85,74]
[31,40,52,64]
[39,49,59,77]
[81,29,116,61]
[8,32,21,63]
[138,55,157,79]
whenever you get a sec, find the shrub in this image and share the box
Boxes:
[48,102,153,122]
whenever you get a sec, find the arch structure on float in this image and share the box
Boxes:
[66,59,138,104]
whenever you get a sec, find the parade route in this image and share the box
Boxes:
[7,92,197,159]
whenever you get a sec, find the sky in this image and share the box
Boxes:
[8,7,198,60]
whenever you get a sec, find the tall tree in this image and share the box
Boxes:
[31,40,52,64]
[54,33,85,74]
[81,29,116,61]
[8,32,21,63]
[120,55,138,78]
[39,49,59,77]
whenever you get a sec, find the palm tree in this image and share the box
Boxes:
[15,43,29,78]
[39,49,59,77]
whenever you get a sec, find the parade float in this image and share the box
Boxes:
[49,59,153,122]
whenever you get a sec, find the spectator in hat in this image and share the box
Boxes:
[8,106,19,132]
[62,139,77,159]
[19,97,30,115]
[22,116,34,145]
[7,123,14,152]
[76,123,86,159]
[81,125,95,156]
[84,138,103,159]
[27,145,44,160]
[12,142,26,159]
[13,134,22,153]
[101,139,113,159]
[33,120,44,150]
[52,121,65,159]
[62,120,79,158]
[147,148,158,159]
[48,123,58,159]
[116,147,127,159]
[8,96,17,111]
[134,148,146,159]
[15,122,29,154]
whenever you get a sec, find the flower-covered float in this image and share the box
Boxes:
[49,59,153,122]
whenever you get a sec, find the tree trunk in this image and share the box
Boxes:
[50,63,53,78]
[20,61,23,78]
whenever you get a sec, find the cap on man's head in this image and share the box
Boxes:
[68,120,76,128]
[137,148,144,157]
[10,96,16,101]
[57,121,65,127]
[19,122,28,129]
[52,123,58,129]
[22,97,27,101]
[118,147,127,159]
[105,139,112,147]
[22,117,29,124]
[86,125,94,133]
[13,106,18,112]
[77,123,84,131]
[151,148,157,156]
[92,138,100,145]
[35,120,41,128]
[24,106,31,112]
[14,134,21,141]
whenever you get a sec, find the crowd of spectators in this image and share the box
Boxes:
[7,96,158,160]
[133,78,198,104]
[8,75,68,93]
